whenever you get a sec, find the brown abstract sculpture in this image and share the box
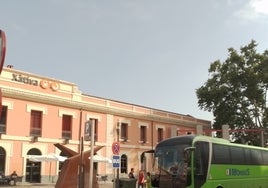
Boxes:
[54,143,104,188]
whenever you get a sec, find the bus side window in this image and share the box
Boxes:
[212,144,230,164]
[195,147,203,175]
[194,142,209,188]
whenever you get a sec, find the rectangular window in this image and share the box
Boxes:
[62,114,72,139]
[157,128,163,142]
[30,110,42,136]
[262,150,268,165]
[0,106,7,134]
[121,123,128,141]
[244,148,252,165]
[140,125,146,143]
[230,146,244,164]
[251,149,263,165]
[212,144,230,164]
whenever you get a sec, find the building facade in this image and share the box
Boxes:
[0,66,211,183]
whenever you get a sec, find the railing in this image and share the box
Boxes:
[62,130,71,139]
[30,128,41,136]
[0,124,6,134]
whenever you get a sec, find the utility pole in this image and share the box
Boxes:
[89,119,95,188]
[116,121,120,188]
[79,137,84,188]
[78,110,84,188]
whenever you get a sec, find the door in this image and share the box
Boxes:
[26,148,41,183]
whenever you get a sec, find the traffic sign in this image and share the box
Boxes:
[112,155,120,168]
[112,142,120,155]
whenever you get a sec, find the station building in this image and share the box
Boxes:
[0,66,211,183]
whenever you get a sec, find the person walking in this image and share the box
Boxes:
[128,168,135,179]
[138,170,145,188]
[146,172,152,188]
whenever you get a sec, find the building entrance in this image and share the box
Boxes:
[26,148,41,183]
[0,147,6,173]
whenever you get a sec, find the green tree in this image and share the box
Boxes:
[196,40,268,146]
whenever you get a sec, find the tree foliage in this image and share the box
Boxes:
[196,40,268,145]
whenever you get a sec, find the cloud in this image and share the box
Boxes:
[236,0,268,22]
[250,0,268,15]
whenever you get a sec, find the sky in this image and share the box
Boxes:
[1,0,268,122]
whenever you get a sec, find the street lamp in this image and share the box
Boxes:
[116,120,120,188]
[89,119,95,188]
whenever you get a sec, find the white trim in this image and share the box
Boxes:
[2,100,13,110]
[86,114,101,122]
[170,126,178,137]
[0,141,12,174]
[58,109,77,118]
[26,104,47,115]
[22,143,48,156]
[138,122,149,128]
[155,124,165,130]
[120,120,131,126]
[22,143,48,177]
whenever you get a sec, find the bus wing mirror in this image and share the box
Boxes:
[183,147,195,152]
[141,149,155,163]
[183,147,195,162]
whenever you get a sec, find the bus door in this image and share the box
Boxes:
[182,147,194,187]
[193,141,209,188]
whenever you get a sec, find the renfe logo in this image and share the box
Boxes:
[226,168,250,176]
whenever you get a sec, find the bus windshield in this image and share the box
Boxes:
[155,142,192,188]
[155,144,189,174]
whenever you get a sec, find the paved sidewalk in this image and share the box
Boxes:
[99,182,113,188]
[0,181,114,188]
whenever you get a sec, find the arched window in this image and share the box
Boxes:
[120,154,127,173]
[27,148,41,155]
[0,147,6,173]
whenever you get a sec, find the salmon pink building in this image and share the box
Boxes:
[0,66,211,184]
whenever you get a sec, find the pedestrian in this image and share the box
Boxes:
[146,172,152,188]
[128,168,135,179]
[138,170,145,188]
[10,171,18,186]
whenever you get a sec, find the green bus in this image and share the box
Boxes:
[153,135,268,188]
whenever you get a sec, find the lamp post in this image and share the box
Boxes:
[89,119,95,188]
[78,110,84,188]
[116,121,120,188]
